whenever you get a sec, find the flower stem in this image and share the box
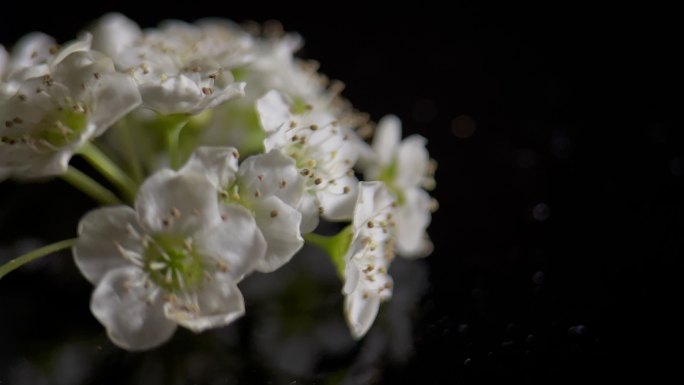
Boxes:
[0,238,77,280]
[304,225,353,279]
[61,166,122,205]
[79,142,138,202]
[117,118,145,184]
[165,118,189,170]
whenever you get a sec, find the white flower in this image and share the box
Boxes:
[241,33,326,102]
[343,181,396,339]
[0,34,141,180]
[180,147,305,272]
[90,13,252,115]
[362,115,436,258]
[73,169,266,350]
[256,90,361,232]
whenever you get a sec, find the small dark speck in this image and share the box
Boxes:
[533,271,545,285]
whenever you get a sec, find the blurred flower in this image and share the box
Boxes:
[0,33,141,180]
[90,13,250,115]
[362,115,436,257]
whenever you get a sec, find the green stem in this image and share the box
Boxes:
[79,142,138,202]
[61,166,122,205]
[0,238,77,280]
[165,119,189,170]
[117,118,144,184]
[304,225,353,279]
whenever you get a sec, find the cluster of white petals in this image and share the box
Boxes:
[257,90,360,232]
[74,169,266,350]
[363,115,437,257]
[0,33,141,180]
[343,182,396,338]
[0,13,437,350]
[90,13,250,115]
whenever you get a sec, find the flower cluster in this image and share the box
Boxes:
[0,14,437,350]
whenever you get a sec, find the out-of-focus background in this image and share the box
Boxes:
[1,3,682,384]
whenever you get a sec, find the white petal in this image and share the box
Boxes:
[239,150,304,206]
[49,33,92,68]
[252,197,303,273]
[73,206,145,284]
[297,192,320,233]
[164,278,245,332]
[91,266,177,351]
[318,175,358,221]
[352,182,395,230]
[373,115,401,167]
[395,135,429,190]
[256,90,291,133]
[0,45,7,76]
[344,289,380,340]
[139,74,203,115]
[90,13,141,57]
[180,146,239,188]
[395,188,433,258]
[342,258,360,295]
[136,170,221,235]
[7,32,56,75]
[88,70,142,135]
[196,204,266,281]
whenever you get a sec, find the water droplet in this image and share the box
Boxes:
[532,203,550,221]
[568,324,586,336]
[451,115,476,138]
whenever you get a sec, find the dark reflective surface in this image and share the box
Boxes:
[2,3,683,384]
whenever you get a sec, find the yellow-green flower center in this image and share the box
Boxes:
[144,235,204,293]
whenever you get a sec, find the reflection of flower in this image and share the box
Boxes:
[343,182,396,339]
[0,33,141,180]
[180,147,304,272]
[362,115,436,258]
[73,169,265,350]
[90,13,249,115]
[257,90,360,232]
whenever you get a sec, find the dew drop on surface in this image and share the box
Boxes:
[568,324,586,336]
[451,115,476,138]
[532,202,550,221]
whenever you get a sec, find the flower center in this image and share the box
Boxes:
[144,235,204,293]
[2,104,88,148]
[377,161,406,205]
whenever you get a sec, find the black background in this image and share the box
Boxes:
[1,2,682,384]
